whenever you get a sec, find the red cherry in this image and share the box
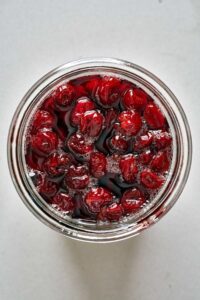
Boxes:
[65,165,89,189]
[123,88,147,111]
[89,152,107,178]
[118,81,133,96]
[99,203,124,222]
[154,131,172,149]
[118,110,142,136]
[75,85,88,98]
[110,135,129,152]
[43,152,72,176]
[32,110,55,131]
[150,151,170,172]
[84,77,101,97]
[144,103,165,129]
[96,76,121,106]
[80,110,104,137]
[54,84,75,108]
[42,95,55,112]
[134,132,153,151]
[38,177,58,198]
[85,187,113,213]
[31,130,58,156]
[51,192,74,212]
[70,98,95,126]
[119,154,138,183]
[140,169,164,189]
[104,108,118,127]
[138,149,153,165]
[121,188,145,214]
[68,133,93,155]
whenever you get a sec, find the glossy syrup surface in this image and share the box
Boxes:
[25,75,173,223]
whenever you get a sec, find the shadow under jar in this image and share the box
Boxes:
[8,58,192,242]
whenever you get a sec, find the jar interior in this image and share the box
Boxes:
[18,66,179,234]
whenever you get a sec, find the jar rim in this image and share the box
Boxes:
[7,57,192,242]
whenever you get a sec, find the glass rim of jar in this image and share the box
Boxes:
[7,57,192,243]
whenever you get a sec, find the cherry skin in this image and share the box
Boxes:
[138,149,153,165]
[80,110,104,137]
[121,188,145,214]
[31,130,58,156]
[68,133,93,155]
[118,110,142,136]
[140,169,164,189]
[99,203,124,222]
[75,85,88,99]
[32,110,55,131]
[65,165,89,189]
[144,103,165,129]
[42,95,55,112]
[84,77,101,97]
[51,192,74,213]
[154,131,172,149]
[38,177,58,198]
[89,152,107,178]
[43,152,72,177]
[54,83,75,109]
[70,97,95,126]
[119,154,138,183]
[96,76,121,106]
[110,135,129,152]
[134,132,153,151]
[123,88,147,111]
[85,187,113,213]
[150,151,170,173]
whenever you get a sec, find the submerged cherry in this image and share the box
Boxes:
[119,154,138,183]
[38,177,58,198]
[99,203,124,222]
[54,83,75,109]
[32,110,55,131]
[89,152,107,178]
[123,88,147,111]
[65,165,89,190]
[144,103,165,129]
[96,76,121,106]
[121,188,145,214]
[51,192,74,213]
[80,110,104,137]
[154,131,172,149]
[43,152,72,177]
[68,133,93,155]
[150,151,170,173]
[118,110,142,136]
[85,187,113,213]
[134,132,153,151]
[140,169,164,189]
[70,97,95,126]
[110,135,129,152]
[31,130,58,156]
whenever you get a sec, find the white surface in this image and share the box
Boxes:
[0,0,200,299]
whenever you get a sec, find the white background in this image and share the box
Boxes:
[0,1,200,299]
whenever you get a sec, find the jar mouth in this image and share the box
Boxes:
[8,57,192,242]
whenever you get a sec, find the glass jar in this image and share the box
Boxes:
[7,58,192,242]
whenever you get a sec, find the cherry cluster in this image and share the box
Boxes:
[25,75,172,222]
